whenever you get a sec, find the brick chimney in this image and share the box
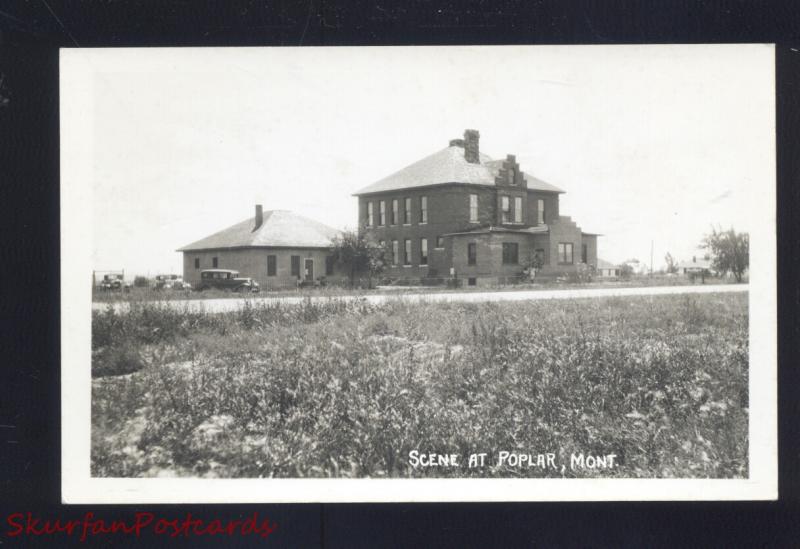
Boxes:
[254,204,263,231]
[464,129,480,163]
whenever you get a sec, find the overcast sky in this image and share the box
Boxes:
[78,45,773,276]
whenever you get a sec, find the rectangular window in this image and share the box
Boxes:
[325,255,334,275]
[267,255,277,276]
[194,258,200,269]
[468,277,477,286]
[291,255,301,276]
[501,196,510,223]
[212,257,218,268]
[436,236,444,248]
[392,240,399,266]
[582,244,588,264]
[502,242,519,265]
[404,239,412,265]
[467,242,477,266]
[537,199,545,225]
[420,238,428,265]
[391,199,398,225]
[469,194,478,223]
[367,202,374,226]
[404,197,411,224]
[514,196,522,223]
[379,200,386,226]
[558,243,574,264]
[419,196,427,223]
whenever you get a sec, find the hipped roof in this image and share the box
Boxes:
[178,210,341,251]
[353,145,565,195]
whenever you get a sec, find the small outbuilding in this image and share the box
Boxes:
[178,205,346,289]
[596,258,620,278]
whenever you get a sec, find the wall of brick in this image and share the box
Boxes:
[526,191,560,226]
[182,248,347,290]
[582,234,598,267]
[450,232,530,280]
[540,216,584,275]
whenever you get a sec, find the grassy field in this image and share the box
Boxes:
[91,292,748,479]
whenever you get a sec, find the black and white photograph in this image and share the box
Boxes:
[60,44,776,503]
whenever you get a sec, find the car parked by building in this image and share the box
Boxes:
[196,269,260,292]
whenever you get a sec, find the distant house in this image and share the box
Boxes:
[596,258,620,278]
[677,256,713,276]
[178,206,346,289]
[352,129,600,286]
[622,258,649,276]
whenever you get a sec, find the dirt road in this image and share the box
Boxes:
[92,283,747,314]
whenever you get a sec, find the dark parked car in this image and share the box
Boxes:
[197,269,260,292]
[100,274,132,292]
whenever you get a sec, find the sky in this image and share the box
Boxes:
[77,45,774,276]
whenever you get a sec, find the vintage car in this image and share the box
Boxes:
[100,273,132,292]
[153,274,191,291]
[197,269,260,292]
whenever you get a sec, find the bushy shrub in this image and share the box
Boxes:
[134,276,149,288]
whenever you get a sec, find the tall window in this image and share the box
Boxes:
[325,255,334,275]
[291,255,301,276]
[420,238,428,265]
[514,196,522,223]
[502,243,519,265]
[558,243,574,264]
[581,244,588,264]
[469,194,478,223]
[537,199,545,225]
[436,236,444,248]
[367,202,374,226]
[404,197,411,224]
[507,168,515,185]
[420,196,428,223]
[467,242,477,266]
[267,255,277,276]
[501,196,510,223]
[391,199,398,225]
[212,257,218,268]
[404,239,412,265]
[379,200,386,226]
[194,258,200,269]
[392,240,399,266]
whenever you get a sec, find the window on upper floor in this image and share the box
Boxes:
[404,197,411,224]
[501,196,510,223]
[558,243,574,264]
[514,196,522,223]
[469,194,478,223]
[419,196,428,223]
[467,242,477,266]
[379,200,386,226]
[391,199,398,225]
[507,168,515,185]
[537,199,545,225]
[367,202,374,226]
[502,242,519,265]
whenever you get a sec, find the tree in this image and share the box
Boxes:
[329,230,389,288]
[619,264,634,280]
[664,252,678,274]
[702,227,749,282]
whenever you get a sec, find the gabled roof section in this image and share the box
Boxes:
[178,210,341,251]
[353,145,564,195]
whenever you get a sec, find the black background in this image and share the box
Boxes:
[1,1,799,547]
